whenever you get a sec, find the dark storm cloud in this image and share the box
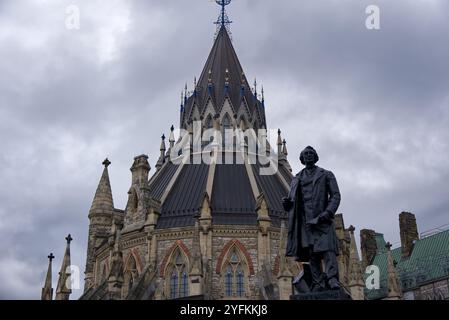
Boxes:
[0,0,448,298]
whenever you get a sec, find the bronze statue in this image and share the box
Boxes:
[282,146,341,291]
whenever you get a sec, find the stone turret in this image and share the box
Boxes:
[84,159,114,291]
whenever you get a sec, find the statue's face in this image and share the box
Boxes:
[302,149,316,165]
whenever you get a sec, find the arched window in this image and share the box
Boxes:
[222,113,232,129]
[221,113,233,150]
[123,255,138,298]
[221,247,248,298]
[205,115,213,129]
[170,269,178,299]
[167,249,189,299]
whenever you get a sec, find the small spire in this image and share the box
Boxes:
[254,78,258,96]
[55,234,72,300]
[282,139,288,156]
[261,85,265,101]
[41,253,54,300]
[102,158,111,168]
[386,241,402,299]
[169,125,175,149]
[194,76,197,88]
[160,134,166,151]
[348,225,365,300]
[157,134,166,170]
[277,129,282,145]
[277,129,283,157]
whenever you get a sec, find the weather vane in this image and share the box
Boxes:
[213,0,233,35]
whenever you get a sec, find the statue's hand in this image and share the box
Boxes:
[318,211,333,224]
[282,197,293,211]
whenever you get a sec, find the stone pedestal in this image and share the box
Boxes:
[290,289,351,300]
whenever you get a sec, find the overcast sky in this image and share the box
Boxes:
[0,0,448,299]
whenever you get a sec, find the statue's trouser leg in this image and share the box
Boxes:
[323,251,339,286]
[309,251,325,290]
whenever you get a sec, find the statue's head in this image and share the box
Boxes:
[300,146,319,166]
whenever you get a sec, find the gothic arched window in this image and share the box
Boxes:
[205,114,213,129]
[222,113,232,129]
[167,249,189,299]
[221,247,248,298]
[123,255,138,298]
[222,113,233,150]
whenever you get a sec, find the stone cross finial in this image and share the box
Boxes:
[348,225,356,233]
[65,234,73,244]
[48,253,55,261]
[102,158,111,168]
[385,242,392,250]
[171,125,175,132]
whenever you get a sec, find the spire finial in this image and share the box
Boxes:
[48,253,55,261]
[254,78,257,94]
[214,0,232,29]
[194,76,197,88]
[65,234,73,244]
[102,158,111,168]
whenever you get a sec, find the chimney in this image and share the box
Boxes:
[360,229,377,269]
[399,212,419,258]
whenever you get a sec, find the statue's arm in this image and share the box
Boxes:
[282,178,297,211]
[324,171,341,218]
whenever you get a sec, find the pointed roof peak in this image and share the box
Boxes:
[55,235,72,300]
[41,252,54,300]
[89,160,114,217]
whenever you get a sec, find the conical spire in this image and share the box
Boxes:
[169,125,175,149]
[347,226,365,300]
[282,139,288,156]
[55,235,72,300]
[41,253,54,300]
[89,159,114,218]
[277,129,283,156]
[385,242,402,300]
[156,134,166,170]
[182,26,265,130]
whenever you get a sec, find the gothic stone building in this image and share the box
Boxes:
[40,10,449,302]
[41,21,368,301]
